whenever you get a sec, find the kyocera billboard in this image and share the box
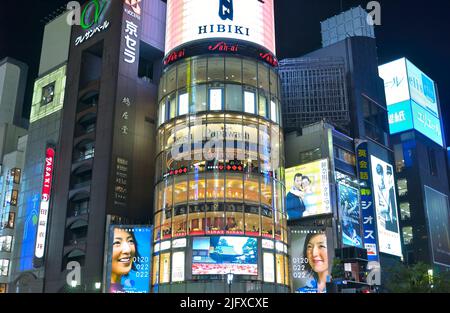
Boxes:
[379,58,443,146]
[164,0,276,57]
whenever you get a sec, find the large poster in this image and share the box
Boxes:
[338,184,363,248]
[285,159,331,220]
[165,0,276,55]
[424,186,450,267]
[106,226,152,293]
[290,228,333,293]
[370,156,402,257]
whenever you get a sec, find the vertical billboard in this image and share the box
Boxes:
[290,228,333,293]
[355,141,379,262]
[165,0,276,55]
[106,226,153,293]
[370,155,402,257]
[34,147,56,264]
[285,159,331,220]
[378,58,443,146]
[192,236,258,275]
[424,186,450,267]
[338,183,363,248]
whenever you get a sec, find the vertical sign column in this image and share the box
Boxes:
[355,140,379,263]
[34,147,56,264]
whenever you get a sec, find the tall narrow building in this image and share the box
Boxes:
[152,0,289,293]
[43,0,166,292]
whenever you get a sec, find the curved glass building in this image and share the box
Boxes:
[152,0,289,293]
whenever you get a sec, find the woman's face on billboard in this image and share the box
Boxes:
[306,234,328,274]
[112,229,136,278]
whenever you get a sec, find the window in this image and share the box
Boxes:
[206,203,225,234]
[209,88,223,110]
[334,147,356,166]
[244,175,260,204]
[0,236,12,252]
[276,254,285,284]
[10,189,19,206]
[152,255,160,286]
[208,57,224,81]
[225,203,244,235]
[192,58,207,85]
[393,144,405,173]
[261,206,273,238]
[225,58,242,83]
[226,84,242,111]
[41,82,55,106]
[190,85,207,113]
[244,91,256,114]
[178,92,189,115]
[160,101,166,125]
[258,92,268,118]
[400,202,411,220]
[188,204,206,235]
[270,100,278,123]
[11,168,21,184]
[397,179,408,197]
[245,204,260,235]
[402,227,413,245]
[243,60,257,87]
[173,205,187,237]
[0,259,9,276]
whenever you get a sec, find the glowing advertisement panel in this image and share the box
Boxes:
[192,236,257,275]
[285,159,331,220]
[411,101,443,147]
[387,100,414,135]
[165,0,276,55]
[290,228,334,293]
[378,58,410,106]
[406,59,438,118]
[424,186,450,267]
[338,184,363,248]
[370,156,402,257]
[106,226,152,293]
[34,147,55,260]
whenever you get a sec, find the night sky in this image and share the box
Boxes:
[1,0,449,144]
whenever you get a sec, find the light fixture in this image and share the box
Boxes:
[71,280,77,288]
[95,282,101,290]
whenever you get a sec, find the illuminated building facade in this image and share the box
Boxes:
[152,0,289,293]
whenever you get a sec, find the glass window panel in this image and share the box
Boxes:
[262,206,274,238]
[226,173,243,202]
[225,205,244,235]
[225,58,242,83]
[206,203,225,235]
[191,85,207,113]
[259,92,268,118]
[270,99,278,123]
[243,59,257,87]
[261,176,273,207]
[166,67,177,94]
[177,61,188,89]
[192,58,207,85]
[276,254,285,285]
[174,176,188,205]
[207,57,224,81]
[225,84,243,112]
[206,173,225,202]
[161,207,172,240]
[154,211,162,242]
[188,204,206,235]
[152,255,159,286]
[258,63,270,92]
[178,92,189,116]
[188,174,206,203]
[173,205,187,237]
[245,204,260,236]
[269,69,279,97]
[244,175,260,204]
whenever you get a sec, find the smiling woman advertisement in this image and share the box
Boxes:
[291,228,333,293]
[107,226,152,293]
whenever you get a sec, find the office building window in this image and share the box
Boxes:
[402,226,413,245]
[397,179,408,197]
[400,202,411,220]
[209,88,223,111]
[41,82,55,106]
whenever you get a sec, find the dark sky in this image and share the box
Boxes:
[1,0,450,143]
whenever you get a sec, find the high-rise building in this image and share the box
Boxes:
[0,58,28,128]
[379,58,450,273]
[9,11,71,293]
[151,0,289,293]
[43,0,166,293]
[281,7,401,291]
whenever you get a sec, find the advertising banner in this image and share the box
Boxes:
[338,183,363,248]
[106,226,153,293]
[424,186,450,267]
[165,0,276,55]
[290,228,333,293]
[192,236,258,275]
[370,155,402,257]
[285,159,331,220]
[355,140,379,262]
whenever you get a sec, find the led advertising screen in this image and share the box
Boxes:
[285,159,331,220]
[370,156,402,257]
[165,0,276,56]
[338,184,363,248]
[424,186,450,267]
[106,226,152,293]
[290,228,333,293]
[192,236,257,275]
[379,58,443,146]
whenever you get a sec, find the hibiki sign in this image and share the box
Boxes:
[165,0,276,56]
[34,147,56,259]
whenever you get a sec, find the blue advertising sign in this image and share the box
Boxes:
[387,100,414,134]
[20,194,40,271]
[355,140,379,262]
[338,183,363,248]
[411,100,443,146]
[107,226,153,293]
